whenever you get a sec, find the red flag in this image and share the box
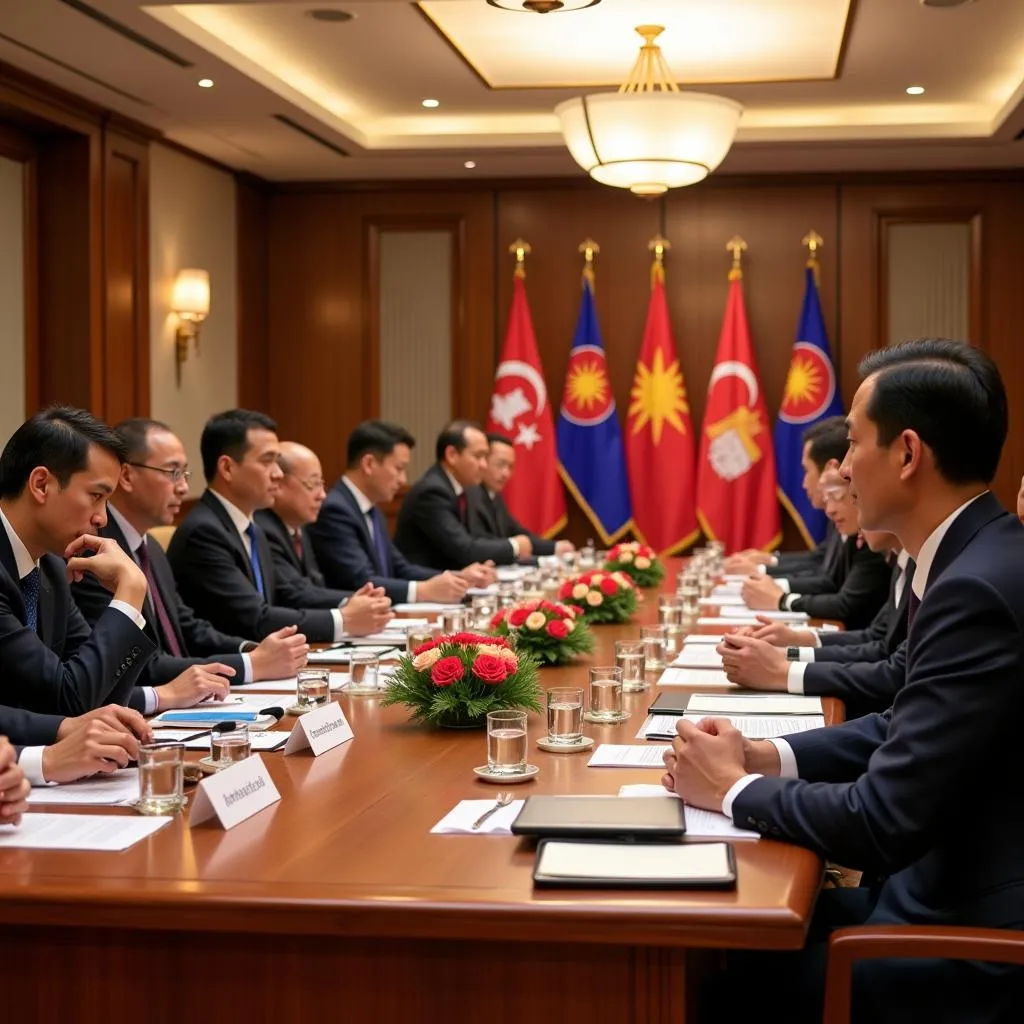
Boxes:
[486,272,566,538]
[696,274,782,552]
[625,262,699,556]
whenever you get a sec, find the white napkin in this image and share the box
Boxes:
[430,799,524,835]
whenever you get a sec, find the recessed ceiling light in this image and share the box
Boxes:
[421,98,440,109]
[464,161,476,169]
[308,8,355,22]
[198,78,214,88]
[906,85,925,95]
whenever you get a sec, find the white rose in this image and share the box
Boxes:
[634,556,651,570]
[525,611,547,631]
[618,551,634,563]
[591,573,605,584]
[586,591,604,607]
[412,647,442,671]
[572,583,589,599]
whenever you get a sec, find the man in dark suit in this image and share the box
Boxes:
[466,433,574,560]
[664,339,1024,1023]
[72,419,310,711]
[168,410,391,643]
[0,407,159,785]
[309,421,494,605]
[395,421,534,570]
[740,467,891,628]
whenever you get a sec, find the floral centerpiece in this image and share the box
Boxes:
[381,632,542,728]
[489,599,595,666]
[558,570,639,625]
[603,541,665,588]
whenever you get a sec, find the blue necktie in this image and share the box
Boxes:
[20,567,40,633]
[368,508,390,575]
[244,523,266,597]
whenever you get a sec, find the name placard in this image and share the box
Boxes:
[283,702,353,756]
[189,754,281,830]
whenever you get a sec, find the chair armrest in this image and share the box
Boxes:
[823,925,1024,1024]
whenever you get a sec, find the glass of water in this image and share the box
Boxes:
[678,584,701,618]
[662,623,685,660]
[546,687,584,745]
[486,710,528,775]
[615,640,647,693]
[137,742,184,814]
[585,666,625,723]
[347,651,380,694]
[296,667,331,711]
[441,608,466,634]
[640,625,667,671]
[209,724,251,768]
[658,595,683,626]
[406,626,434,656]
[470,595,495,630]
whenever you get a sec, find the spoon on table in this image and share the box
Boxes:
[471,791,514,830]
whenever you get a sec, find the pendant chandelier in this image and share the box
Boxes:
[555,25,742,197]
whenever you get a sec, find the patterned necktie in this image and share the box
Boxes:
[245,522,266,597]
[136,540,183,658]
[367,508,390,574]
[20,567,39,633]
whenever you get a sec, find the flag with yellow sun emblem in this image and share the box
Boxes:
[556,271,632,544]
[773,265,844,546]
[625,262,699,556]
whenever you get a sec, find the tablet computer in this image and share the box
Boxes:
[510,795,685,840]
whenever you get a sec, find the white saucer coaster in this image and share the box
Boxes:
[536,736,595,753]
[583,710,631,725]
[124,796,188,815]
[473,764,540,784]
[344,685,384,697]
[285,703,317,716]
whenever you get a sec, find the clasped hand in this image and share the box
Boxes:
[661,717,748,812]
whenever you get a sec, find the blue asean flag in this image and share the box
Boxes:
[773,267,844,546]
[557,274,633,545]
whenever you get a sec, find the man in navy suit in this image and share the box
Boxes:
[664,339,1024,1022]
[308,421,493,605]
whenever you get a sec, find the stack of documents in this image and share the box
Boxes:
[657,667,735,688]
[636,711,825,741]
[0,814,171,851]
[685,693,823,715]
[672,646,724,669]
[618,785,759,840]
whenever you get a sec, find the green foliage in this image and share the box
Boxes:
[604,556,665,589]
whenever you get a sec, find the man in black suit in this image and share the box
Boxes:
[740,467,891,628]
[308,421,494,605]
[72,419,310,711]
[466,433,574,560]
[0,407,158,785]
[664,339,1024,1023]
[168,410,391,643]
[395,421,534,570]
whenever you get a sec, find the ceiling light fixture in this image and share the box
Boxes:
[486,0,602,12]
[198,78,214,88]
[464,160,476,169]
[906,85,925,95]
[555,25,742,197]
[421,98,440,108]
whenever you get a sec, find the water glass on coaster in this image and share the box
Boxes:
[497,580,519,608]
[640,625,667,671]
[290,666,331,714]
[658,595,683,627]
[662,623,685,661]
[470,595,495,629]
[537,687,591,752]
[441,608,466,634]
[406,626,435,656]
[615,640,647,693]
[347,651,381,695]
[208,723,251,769]
[584,666,627,724]
[678,584,701,619]
[136,741,185,814]
[486,710,528,775]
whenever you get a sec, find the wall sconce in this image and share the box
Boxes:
[171,268,210,386]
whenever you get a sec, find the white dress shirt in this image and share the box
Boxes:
[443,468,518,559]
[342,476,417,603]
[722,495,986,821]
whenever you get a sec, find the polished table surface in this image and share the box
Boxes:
[0,561,841,1022]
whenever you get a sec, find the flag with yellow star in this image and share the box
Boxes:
[773,265,845,547]
[625,263,699,556]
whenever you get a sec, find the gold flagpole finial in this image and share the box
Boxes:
[726,236,747,281]
[802,230,823,286]
[509,238,531,279]
[648,234,670,286]
[579,238,600,286]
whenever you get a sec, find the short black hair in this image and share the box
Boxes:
[435,419,482,464]
[200,409,277,483]
[114,417,174,464]
[859,339,1007,485]
[0,406,127,499]
[805,416,849,470]
[486,432,514,448]
[346,421,415,469]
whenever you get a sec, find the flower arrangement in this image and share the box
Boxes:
[381,632,542,728]
[558,570,639,625]
[489,599,595,666]
[604,541,665,588]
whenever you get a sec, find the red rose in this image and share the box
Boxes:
[430,655,465,687]
[412,640,437,657]
[509,607,529,628]
[558,582,573,600]
[472,653,509,684]
[490,611,507,631]
[546,619,569,639]
[599,578,618,596]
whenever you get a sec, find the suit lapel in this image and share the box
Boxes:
[886,559,913,647]
[202,490,258,587]
[337,481,382,571]
[493,494,511,537]
[37,566,57,645]
[926,492,1006,591]
[148,541,188,652]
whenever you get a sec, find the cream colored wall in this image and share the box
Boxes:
[0,156,25,447]
[149,144,237,495]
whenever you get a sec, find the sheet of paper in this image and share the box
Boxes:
[181,731,290,752]
[721,574,751,582]
[618,785,759,840]
[698,594,747,607]
[673,646,724,669]
[588,744,671,768]
[711,584,742,596]
[0,813,171,851]
[430,799,525,835]
[658,667,736,688]
[230,672,348,694]
[139,728,207,742]
[719,609,809,622]
[307,646,401,664]
[496,566,532,581]
[26,769,140,806]
[685,693,824,715]
[392,605,453,615]
[682,713,825,737]
[698,616,762,627]
[635,714,684,740]
[334,632,408,646]
[682,633,723,645]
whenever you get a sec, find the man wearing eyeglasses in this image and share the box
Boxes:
[71,419,310,710]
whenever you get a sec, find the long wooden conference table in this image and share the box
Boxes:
[0,561,840,1023]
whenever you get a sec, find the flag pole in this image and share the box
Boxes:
[802,230,823,288]
[726,235,747,281]
[648,234,670,287]
[578,238,600,288]
[509,238,531,280]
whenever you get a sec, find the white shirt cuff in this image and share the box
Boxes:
[812,632,822,647]
[783,593,800,611]
[331,607,344,642]
[776,578,791,593]
[722,774,763,820]
[768,738,799,778]
[241,653,253,683]
[787,662,808,693]
[143,687,158,714]
[407,581,417,602]
[509,538,520,557]
[798,647,815,663]
[109,599,146,631]
[19,746,51,786]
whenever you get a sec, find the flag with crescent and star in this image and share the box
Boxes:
[625,259,699,556]
[485,272,566,538]
[773,265,844,547]
[556,271,632,545]
[696,273,781,552]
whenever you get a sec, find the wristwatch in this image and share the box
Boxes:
[786,646,800,662]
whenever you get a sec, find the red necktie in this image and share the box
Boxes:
[292,529,304,562]
[457,492,468,525]
[136,540,183,658]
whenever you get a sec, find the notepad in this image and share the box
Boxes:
[719,609,809,622]
[0,813,171,851]
[698,594,747,607]
[637,713,825,740]
[180,731,290,752]
[682,633,723,645]
[307,646,401,664]
[27,769,140,806]
[588,744,670,768]
[672,646,724,669]
[231,672,348,693]
[685,694,823,715]
[658,667,735,688]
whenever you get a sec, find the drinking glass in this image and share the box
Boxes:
[348,651,380,694]
[137,742,184,814]
[678,584,701,618]
[441,608,466,634]
[615,640,647,693]
[545,687,584,745]
[209,724,251,767]
[470,595,495,630]
[698,572,715,599]
[406,626,435,656]
[662,623,685,660]
[640,625,667,671]
[497,580,519,608]
[658,595,683,626]
[585,666,624,723]
[578,540,597,570]
[486,710,528,775]
[296,667,331,711]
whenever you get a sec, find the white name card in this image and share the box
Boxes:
[189,754,281,830]
[283,702,353,756]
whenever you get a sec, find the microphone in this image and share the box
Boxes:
[259,706,285,722]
